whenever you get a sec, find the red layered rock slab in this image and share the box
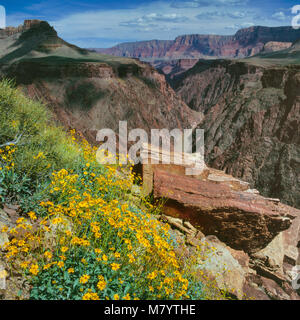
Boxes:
[153,169,299,253]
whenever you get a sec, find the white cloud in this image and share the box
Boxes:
[171,1,211,8]
[228,11,248,19]
[196,10,251,20]
[171,0,248,8]
[225,22,254,30]
[272,11,287,21]
[120,13,188,29]
[196,11,224,19]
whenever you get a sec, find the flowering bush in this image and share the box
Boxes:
[0,80,230,300]
[1,129,207,300]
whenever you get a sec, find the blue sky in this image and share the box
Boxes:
[1,0,299,47]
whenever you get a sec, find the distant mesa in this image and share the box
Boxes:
[0,19,44,37]
[93,26,300,61]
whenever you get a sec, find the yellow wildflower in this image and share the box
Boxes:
[44,251,53,259]
[79,274,90,284]
[28,211,37,220]
[82,292,100,300]
[29,264,39,276]
[111,263,121,271]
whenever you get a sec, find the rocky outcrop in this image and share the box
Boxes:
[95,26,300,60]
[173,59,300,209]
[158,207,300,300]
[134,141,300,300]
[153,169,298,253]
[136,157,299,299]
[0,20,42,38]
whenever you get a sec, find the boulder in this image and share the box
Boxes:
[0,208,13,228]
[196,235,247,299]
[242,281,271,300]
[282,215,300,266]
[260,277,290,300]
[250,233,284,274]
[3,204,20,224]
[153,169,299,253]
[0,222,9,249]
[163,212,300,300]
[0,262,8,298]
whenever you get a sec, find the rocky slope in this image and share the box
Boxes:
[155,171,300,300]
[136,146,300,300]
[0,20,201,142]
[172,52,300,209]
[95,26,300,60]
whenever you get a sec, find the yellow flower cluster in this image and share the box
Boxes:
[82,292,100,300]
[97,275,107,291]
[0,145,16,170]
[33,152,46,160]
[3,134,194,300]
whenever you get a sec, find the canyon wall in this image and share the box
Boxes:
[95,26,300,60]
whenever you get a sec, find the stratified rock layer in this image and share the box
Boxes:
[95,26,300,60]
[153,169,299,253]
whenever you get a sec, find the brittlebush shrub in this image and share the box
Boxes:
[3,138,204,300]
[0,79,80,207]
[0,80,207,300]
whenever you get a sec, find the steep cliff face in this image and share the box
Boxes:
[174,59,300,209]
[154,58,199,81]
[95,26,300,60]
[14,59,201,141]
[0,21,201,142]
[91,40,174,59]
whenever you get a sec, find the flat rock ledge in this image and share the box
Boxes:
[153,169,299,253]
